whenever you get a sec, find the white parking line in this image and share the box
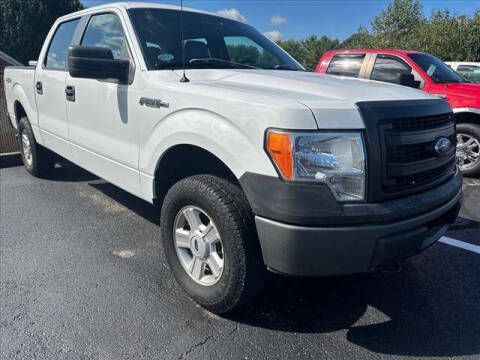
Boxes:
[439,236,480,254]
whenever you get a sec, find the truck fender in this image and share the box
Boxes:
[141,108,277,181]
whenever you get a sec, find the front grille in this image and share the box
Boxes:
[390,114,452,132]
[357,100,456,202]
[387,134,456,163]
[388,163,452,190]
[381,114,456,193]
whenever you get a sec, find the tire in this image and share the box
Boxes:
[18,116,55,177]
[456,123,480,177]
[160,175,265,314]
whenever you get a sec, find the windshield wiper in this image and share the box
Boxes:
[188,58,261,70]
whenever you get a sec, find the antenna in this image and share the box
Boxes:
[179,0,190,83]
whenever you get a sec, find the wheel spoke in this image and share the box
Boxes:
[203,223,220,244]
[175,228,190,248]
[183,208,203,232]
[207,254,222,278]
[468,154,479,162]
[189,257,204,280]
[465,138,476,147]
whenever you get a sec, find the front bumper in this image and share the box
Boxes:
[251,172,462,276]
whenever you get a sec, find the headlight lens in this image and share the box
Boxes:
[267,131,366,201]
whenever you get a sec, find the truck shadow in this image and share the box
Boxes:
[227,263,480,357]
[47,160,99,182]
[89,181,160,224]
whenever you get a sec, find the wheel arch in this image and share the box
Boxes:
[14,100,27,127]
[152,144,242,207]
[454,111,480,125]
[11,84,37,128]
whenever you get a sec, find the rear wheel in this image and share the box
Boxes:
[18,116,55,177]
[456,123,480,177]
[160,175,265,314]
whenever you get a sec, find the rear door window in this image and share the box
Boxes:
[45,19,80,70]
[326,54,365,78]
[371,55,412,84]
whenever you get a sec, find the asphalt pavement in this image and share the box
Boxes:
[1,159,479,360]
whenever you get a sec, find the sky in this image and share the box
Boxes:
[81,0,480,41]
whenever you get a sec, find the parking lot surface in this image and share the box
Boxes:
[1,160,479,360]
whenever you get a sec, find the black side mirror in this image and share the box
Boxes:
[397,73,421,89]
[68,46,130,84]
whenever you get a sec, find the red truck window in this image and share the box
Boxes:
[326,54,365,78]
[370,55,412,84]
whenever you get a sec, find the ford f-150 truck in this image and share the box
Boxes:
[4,3,462,314]
[316,49,480,177]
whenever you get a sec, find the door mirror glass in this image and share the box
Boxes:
[68,45,130,83]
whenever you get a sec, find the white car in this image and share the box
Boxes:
[4,2,462,313]
[446,62,480,83]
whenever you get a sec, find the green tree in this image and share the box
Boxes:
[0,0,83,65]
[277,39,307,66]
[278,35,340,71]
[341,0,479,62]
[342,26,376,49]
[371,0,426,48]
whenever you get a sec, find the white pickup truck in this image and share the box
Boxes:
[4,2,462,313]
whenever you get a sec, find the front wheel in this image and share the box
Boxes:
[456,123,480,177]
[160,175,265,314]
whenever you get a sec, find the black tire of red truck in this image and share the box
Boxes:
[456,122,480,177]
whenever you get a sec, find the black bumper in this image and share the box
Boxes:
[242,171,462,276]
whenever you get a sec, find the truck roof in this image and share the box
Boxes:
[58,2,232,22]
[324,49,424,56]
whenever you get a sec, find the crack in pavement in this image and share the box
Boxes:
[177,335,214,360]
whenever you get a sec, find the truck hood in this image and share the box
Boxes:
[175,69,436,128]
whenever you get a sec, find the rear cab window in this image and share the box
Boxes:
[326,54,365,78]
[45,19,80,70]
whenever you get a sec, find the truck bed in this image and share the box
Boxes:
[3,66,36,130]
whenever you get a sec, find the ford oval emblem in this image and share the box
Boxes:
[434,137,452,156]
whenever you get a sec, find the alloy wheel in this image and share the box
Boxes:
[173,206,224,286]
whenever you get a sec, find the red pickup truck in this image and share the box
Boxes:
[316,49,480,176]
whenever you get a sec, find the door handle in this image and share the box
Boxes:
[36,81,43,95]
[65,85,75,102]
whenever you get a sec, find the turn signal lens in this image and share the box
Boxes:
[267,132,293,179]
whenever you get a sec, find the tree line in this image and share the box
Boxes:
[278,0,480,70]
[0,0,84,65]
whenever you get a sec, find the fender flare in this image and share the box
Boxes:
[141,108,277,180]
[452,108,480,116]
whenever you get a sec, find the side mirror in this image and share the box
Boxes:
[68,46,130,84]
[397,73,421,89]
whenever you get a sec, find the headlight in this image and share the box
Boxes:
[266,130,366,201]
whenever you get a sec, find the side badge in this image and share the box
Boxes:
[139,97,169,109]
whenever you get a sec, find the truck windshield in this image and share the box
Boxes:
[409,53,464,84]
[128,8,304,71]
